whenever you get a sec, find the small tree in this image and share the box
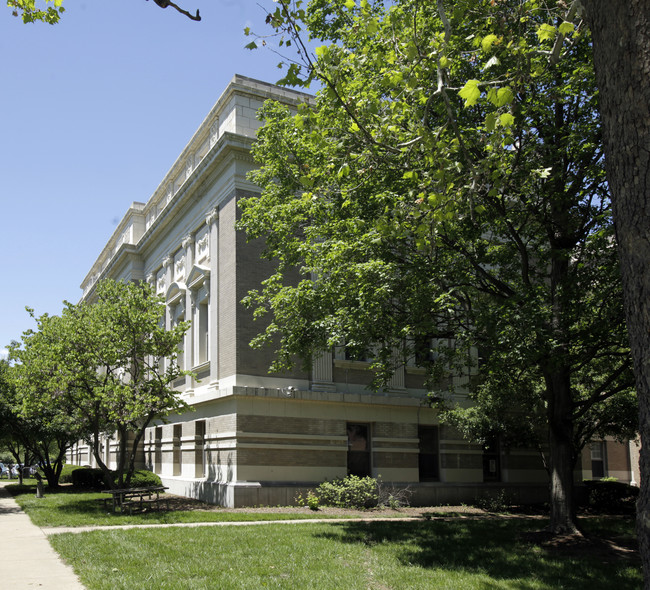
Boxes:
[10,279,190,489]
[0,358,77,487]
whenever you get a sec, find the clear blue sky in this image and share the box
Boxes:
[0,0,294,357]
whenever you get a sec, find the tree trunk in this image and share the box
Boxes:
[545,369,579,534]
[117,426,129,489]
[583,2,650,586]
[40,461,59,488]
[92,429,115,490]
[125,418,151,488]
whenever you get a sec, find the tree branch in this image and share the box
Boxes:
[148,0,200,22]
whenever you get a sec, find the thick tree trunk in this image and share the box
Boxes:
[545,369,579,534]
[583,1,650,586]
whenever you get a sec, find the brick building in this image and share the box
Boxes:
[66,75,634,506]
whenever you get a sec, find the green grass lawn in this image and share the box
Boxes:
[7,484,641,589]
[7,484,341,527]
[49,518,641,590]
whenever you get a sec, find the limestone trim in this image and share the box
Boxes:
[373,447,420,454]
[191,360,211,373]
[235,432,347,443]
[165,282,187,306]
[205,207,219,227]
[186,265,211,291]
[373,437,420,444]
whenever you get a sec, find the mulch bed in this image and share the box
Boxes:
[161,494,486,518]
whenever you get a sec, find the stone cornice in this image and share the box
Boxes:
[136,133,253,252]
[80,75,313,301]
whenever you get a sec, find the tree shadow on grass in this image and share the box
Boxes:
[314,518,640,590]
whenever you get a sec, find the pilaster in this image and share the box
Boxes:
[206,207,219,387]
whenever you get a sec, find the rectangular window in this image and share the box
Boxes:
[196,420,206,478]
[154,427,162,474]
[347,423,371,477]
[418,425,440,481]
[173,303,185,371]
[591,442,606,479]
[197,300,209,365]
[415,337,438,366]
[173,424,182,476]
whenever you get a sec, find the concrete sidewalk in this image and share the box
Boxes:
[0,481,85,589]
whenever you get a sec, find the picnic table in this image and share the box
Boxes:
[101,486,169,514]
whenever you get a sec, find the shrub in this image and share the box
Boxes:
[579,479,639,514]
[296,490,320,510]
[58,464,84,484]
[71,467,108,489]
[474,489,513,513]
[125,470,162,488]
[377,478,412,509]
[316,475,379,509]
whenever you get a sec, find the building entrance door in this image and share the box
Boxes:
[483,437,501,482]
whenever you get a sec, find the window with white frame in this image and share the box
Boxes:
[194,286,209,366]
[590,441,606,478]
[171,300,186,371]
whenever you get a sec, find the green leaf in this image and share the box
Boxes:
[392,71,406,85]
[499,112,515,127]
[496,87,514,107]
[459,79,481,107]
[315,45,329,58]
[536,23,556,42]
[366,18,379,35]
[481,34,498,52]
[558,21,575,36]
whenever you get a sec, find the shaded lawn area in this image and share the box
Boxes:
[49,518,641,590]
[6,485,345,527]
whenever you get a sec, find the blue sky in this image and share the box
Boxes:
[0,0,295,357]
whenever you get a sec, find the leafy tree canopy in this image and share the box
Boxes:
[7,0,64,24]
[10,279,191,488]
[0,358,78,487]
[239,0,637,533]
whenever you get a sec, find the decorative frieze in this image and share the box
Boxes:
[156,268,166,294]
[196,232,209,262]
[174,253,186,281]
